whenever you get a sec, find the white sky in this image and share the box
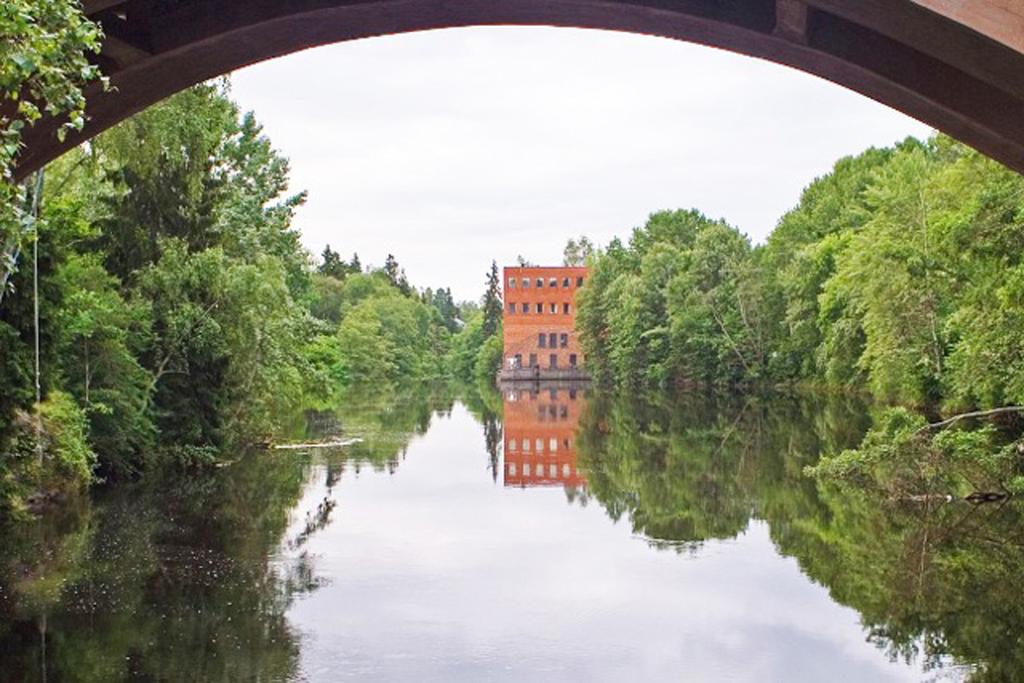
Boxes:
[229,26,933,302]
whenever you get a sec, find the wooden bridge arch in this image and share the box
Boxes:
[12,0,1024,178]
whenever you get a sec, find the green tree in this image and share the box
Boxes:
[481,260,502,338]
[2,0,105,281]
[577,209,766,388]
[383,253,411,296]
[94,83,237,280]
[54,252,152,467]
[319,244,349,280]
[562,235,594,266]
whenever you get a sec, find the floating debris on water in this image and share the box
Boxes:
[272,438,363,450]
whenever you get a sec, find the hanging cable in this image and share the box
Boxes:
[31,169,45,463]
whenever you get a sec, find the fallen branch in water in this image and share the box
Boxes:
[273,437,363,450]
[897,491,1009,505]
[918,406,1024,432]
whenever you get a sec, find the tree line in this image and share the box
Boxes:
[0,82,504,514]
[577,135,1024,414]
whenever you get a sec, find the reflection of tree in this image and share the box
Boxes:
[5,385,1022,680]
[576,388,1024,679]
[575,392,817,547]
[774,485,1024,681]
[313,383,456,471]
[459,381,504,482]
[483,417,502,483]
[0,447,311,681]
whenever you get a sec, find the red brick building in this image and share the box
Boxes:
[500,266,588,380]
[502,386,586,489]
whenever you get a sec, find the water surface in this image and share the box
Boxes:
[1,385,1020,681]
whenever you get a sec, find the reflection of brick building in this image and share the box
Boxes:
[500,266,588,381]
[502,386,586,488]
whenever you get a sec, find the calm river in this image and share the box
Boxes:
[1,384,1021,681]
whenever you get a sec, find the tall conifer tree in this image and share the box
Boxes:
[481,261,502,338]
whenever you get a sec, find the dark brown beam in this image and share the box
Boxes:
[808,9,1024,159]
[774,0,808,44]
[806,0,1024,99]
[82,0,128,16]
[100,34,150,69]
[10,0,1024,180]
[94,11,152,69]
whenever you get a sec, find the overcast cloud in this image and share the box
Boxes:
[229,26,932,301]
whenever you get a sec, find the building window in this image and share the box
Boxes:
[523,463,530,476]
[548,278,557,287]
[507,302,516,314]
[538,333,546,348]
[562,464,570,477]
[535,278,543,288]
[548,404,557,419]
[538,405,546,422]
[549,303,557,314]
[563,303,570,314]
[508,463,516,476]
[529,353,537,368]
[562,277,569,288]
[569,354,577,367]
[523,439,531,452]
[508,438,517,452]
[523,278,530,289]
[560,405,568,419]
[549,353,557,368]
[548,332,556,348]
[549,464,557,478]
[535,438,544,453]
[535,303,542,314]
[508,277,517,288]
[576,276,584,287]
[560,333,568,348]
[514,353,522,368]
[569,389,577,400]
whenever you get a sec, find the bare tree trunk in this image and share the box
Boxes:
[707,295,752,374]
[83,339,91,407]
[919,405,1024,432]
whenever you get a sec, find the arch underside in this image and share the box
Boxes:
[12,0,1024,178]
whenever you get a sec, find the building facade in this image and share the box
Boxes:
[500,266,589,381]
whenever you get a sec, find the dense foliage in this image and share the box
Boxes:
[2,0,105,288]
[578,136,1024,414]
[0,83,323,506]
[577,209,771,388]
[0,82,484,514]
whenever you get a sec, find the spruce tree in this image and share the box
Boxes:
[319,245,346,279]
[481,261,502,338]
